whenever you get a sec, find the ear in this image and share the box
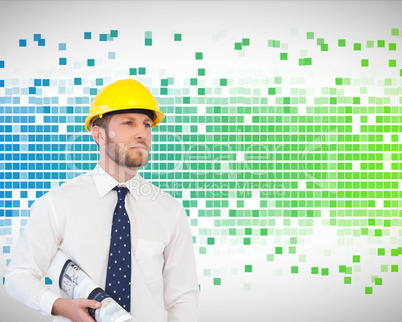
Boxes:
[91,125,106,147]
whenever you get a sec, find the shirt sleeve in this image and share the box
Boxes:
[163,204,199,322]
[4,194,63,316]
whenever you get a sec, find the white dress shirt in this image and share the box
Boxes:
[5,164,199,322]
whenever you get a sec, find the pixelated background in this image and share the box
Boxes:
[1,1,402,321]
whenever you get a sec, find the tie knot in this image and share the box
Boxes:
[113,186,129,202]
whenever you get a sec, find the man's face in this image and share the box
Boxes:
[104,113,152,169]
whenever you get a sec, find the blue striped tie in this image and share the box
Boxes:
[105,186,131,312]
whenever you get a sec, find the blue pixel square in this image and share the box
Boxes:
[84,32,91,39]
[38,39,46,46]
[45,277,53,285]
[43,79,50,86]
[87,59,95,66]
[59,43,66,51]
[29,87,36,94]
[110,30,118,38]
[0,80,4,87]
[90,88,98,95]
[138,67,146,75]
[33,34,41,41]
[74,78,82,85]
[3,246,10,254]
[34,79,41,86]
[59,58,67,65]
[99,34,107,41]
[19,39,27,47]
[0,61,4,68]
[96,78,103,86]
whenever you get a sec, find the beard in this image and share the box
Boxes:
[105,133,150,169]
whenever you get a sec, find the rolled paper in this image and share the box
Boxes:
[47,250,136,322]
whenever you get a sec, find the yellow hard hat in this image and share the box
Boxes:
[84,79,165,132]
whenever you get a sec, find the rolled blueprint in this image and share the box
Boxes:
[47,250,136,322]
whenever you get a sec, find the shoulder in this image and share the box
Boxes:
[33,172,96,207]
[138,176,184,213]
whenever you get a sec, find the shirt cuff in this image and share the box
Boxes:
[39,289,62,316]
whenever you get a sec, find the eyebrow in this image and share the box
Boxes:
[119,115,152,122]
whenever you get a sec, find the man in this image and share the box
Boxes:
[5,79,199,321]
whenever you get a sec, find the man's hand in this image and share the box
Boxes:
[52,298,101,322]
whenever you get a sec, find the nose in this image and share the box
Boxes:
[133,123,150,142]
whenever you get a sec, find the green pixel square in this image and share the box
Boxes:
[110,30,118,38]
[391,28,399,36]
[354,43,361,51]
[145,38,152,46]
[391,265,399,272]
[335,78,343,85]
[353,255,360,263]
[198,68,205,76]
[378,40,385,47]
[234,42,242,50]
[353,97,360,104]
[220,78,227,86]
[389,60,397,67]
[207,237,215,245]
[242,38,250,46]
[291,266,298,274]
[307,32,314,39]
[367,40,374,48]
[365,287,373,294]
[338,39,346,47]
[317,38,324,45]
[195,52,203,60]
[389,43,396,51]
[213,278,221,285]
[375,278,382,286]
[321,268,329,276]
[243,238,251,245]
[311,267,319,274]
[245,265,252,272]
[361,59,369,67]
[138,67,146,75]
[268,88,276,95]
[199,247,206,254]
[280,52,288,60]
[344,276,352,284]
[174,33,182,41]
[198,88,205,95]
[275,247,283,255]
[375,229,382,237]
[190,78,197,85]
[378,248,385,256]
[321,44,328,51]
[267,254,274,261]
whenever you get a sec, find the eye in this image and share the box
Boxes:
[144,122,152,128]
[123,121,132,125]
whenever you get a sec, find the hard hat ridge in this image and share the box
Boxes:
[84,79,165,132]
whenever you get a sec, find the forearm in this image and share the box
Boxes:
[5,270,61,315]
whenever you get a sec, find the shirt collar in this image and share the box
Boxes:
[91,164,141,200]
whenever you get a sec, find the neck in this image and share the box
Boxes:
[99,157,138,183]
